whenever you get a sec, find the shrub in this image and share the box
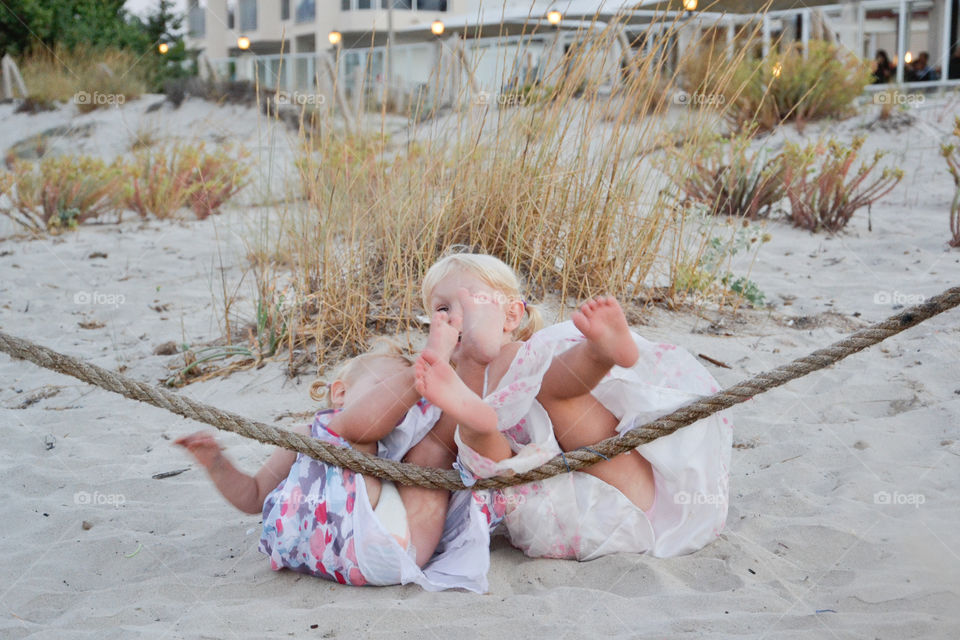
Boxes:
[663,129,785,219]
[941,117,960,248]
[124,142,250,220]
[781,135,903,232]
[185,143,251,219]
[1,156,125,232]
[17,44,147,112]
[683,40,872,132]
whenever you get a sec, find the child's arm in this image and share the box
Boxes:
[175,426,308,514]
[326,368,420,445]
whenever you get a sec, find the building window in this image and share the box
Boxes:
[296,0,315,22]
[415,0,447,9]
[238,0,257,31]
[188,2,206,36]
[359,0,373,9]
[381,0,412,8]
[281,0,289,20]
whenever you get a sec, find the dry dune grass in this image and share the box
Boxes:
[241,14,780,368]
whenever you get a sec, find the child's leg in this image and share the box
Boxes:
[537,296,639,400]
[543,394,656,511]
[536,297,653,511]
[396,413,458,567]
[415,350,512,462]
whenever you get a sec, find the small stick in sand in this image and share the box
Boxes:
[697,353,732,369]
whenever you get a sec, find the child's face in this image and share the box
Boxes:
[331,358,410,409]
[428,271,522,345]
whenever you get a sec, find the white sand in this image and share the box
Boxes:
[1,94,959,638]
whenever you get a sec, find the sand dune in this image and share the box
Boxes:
[1,95,959,638]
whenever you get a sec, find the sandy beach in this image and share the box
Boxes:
[1,93,959,639]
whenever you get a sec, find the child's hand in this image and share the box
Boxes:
[174,431,223,469]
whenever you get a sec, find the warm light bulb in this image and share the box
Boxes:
[682,0,698,11]
[431,20,444,36]
[158,42,169,54]
[237,36,251,50]
[547,10,562,25]
[328,31,342,46]
[772,62,782,77]
[904,51,912,64]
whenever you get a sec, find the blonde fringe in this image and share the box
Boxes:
[308,337,413,406]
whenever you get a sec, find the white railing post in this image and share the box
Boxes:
[762,14,771,58]
[941,0,953,81]
[896,0,907,84]
[801,9,810,57]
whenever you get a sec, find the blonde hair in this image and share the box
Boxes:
[309,338,413,404]
[421,253,543,342]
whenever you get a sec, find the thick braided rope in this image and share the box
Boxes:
[1,284,957,490]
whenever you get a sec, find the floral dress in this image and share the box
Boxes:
[259,402,493,592]
[455,321,734,561]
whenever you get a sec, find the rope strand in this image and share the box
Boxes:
[1,285,957,490]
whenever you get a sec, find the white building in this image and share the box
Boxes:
[184,0,960,101]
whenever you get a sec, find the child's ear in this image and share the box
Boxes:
[329,380,347,408]
[503,299,525,334]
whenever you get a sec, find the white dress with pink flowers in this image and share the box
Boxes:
[454,321,733,560]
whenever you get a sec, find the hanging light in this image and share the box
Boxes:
[547,10,562,25]
[904,51,912,64]
[431,20,445,36]
[682,0,698,11]
[158,42,170,55]
[328,31,342,46]
[237,36,251,50]
[772,61,782,77]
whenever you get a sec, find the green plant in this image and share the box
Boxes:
[184,143,251,219]
[124,142,250,220]
[683,40,872,132]
[664,128,785,219]
[17,44,148,112]
[670,209,770,310]
[941,116,960,248]
[721,273,767,308]
[781,135,903,232]
[1,156,125,232]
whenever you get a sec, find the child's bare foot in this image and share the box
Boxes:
[571,296,639,368]
[456,287,505,365]
[415,349,498,436]
[425,311,461,362]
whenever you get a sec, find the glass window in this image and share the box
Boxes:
[238,0,257,31]
[342,0,350,9]
[296,0,315,22]
[359,0,372,8]
[416,0,447,10]
[281,0,289,20]
[382,0,412,8]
